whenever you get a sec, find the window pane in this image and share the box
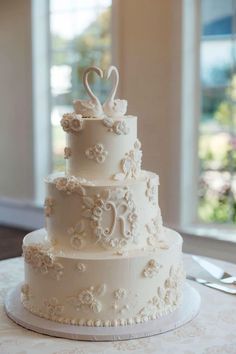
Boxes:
[199,0,236,224]
[49,0,112,171]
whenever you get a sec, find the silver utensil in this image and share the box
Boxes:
[192,256,236,285]
[187,275,236,295]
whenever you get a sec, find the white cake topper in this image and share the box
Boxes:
[103,66,128,117]
[73,66,104,118]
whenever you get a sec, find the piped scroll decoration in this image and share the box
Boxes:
[81,187,138,249]
[67,220,86,250]
[73,66,104,118]
[113,139,142,181]
[145,209,168,249]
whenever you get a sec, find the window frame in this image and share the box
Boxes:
[32,0,52,205]
[180,0,236,240]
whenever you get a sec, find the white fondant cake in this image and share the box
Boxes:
[21,65,185,327]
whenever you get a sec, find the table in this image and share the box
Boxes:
[0,255,236,354]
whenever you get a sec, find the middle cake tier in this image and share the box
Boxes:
[45,171,164,253]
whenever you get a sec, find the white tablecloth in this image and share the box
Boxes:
[0,255,236,354]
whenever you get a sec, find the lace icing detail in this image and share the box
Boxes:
[54,176,86,195]
[44,297,64,319]
[64,147,72,159]
[142,259,162,278]
[113,139,142,180]
[85,143,108,164]
[76,263,86,272]
[145,210,168,249]
[21,283,30,302]
[138,263,185,319]
[44,197,54,217]
[145,177,158,205]
[67,221,86,250]
[111,288,129,314]
[68,284,106,313]
[21,264,185,327]
[60,112,83,134]
[102,118,130,135]
[82,187,138,249]
[23,244,64,280]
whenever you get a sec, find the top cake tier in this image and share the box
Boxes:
[61,114,141,181]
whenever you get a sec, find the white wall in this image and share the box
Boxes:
[0,0,34,201]
[115,0,183,227]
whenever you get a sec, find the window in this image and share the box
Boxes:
[198,0,236,225]
[49,0,112,171]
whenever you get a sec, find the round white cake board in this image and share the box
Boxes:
[4,283,200,341]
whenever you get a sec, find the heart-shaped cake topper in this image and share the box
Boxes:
[103,66,128,117]
[73,66,104,118]
[73,65,127,118]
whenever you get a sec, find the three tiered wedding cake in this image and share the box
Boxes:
[21,66,185,327]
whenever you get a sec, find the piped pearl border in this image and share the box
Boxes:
[21,297,182,328]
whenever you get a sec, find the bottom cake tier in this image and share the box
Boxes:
[21,228,185,327]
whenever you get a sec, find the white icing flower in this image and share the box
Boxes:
[146,178,158,205]
[60,114,71,132]
[113,288,127,300]
[68,285,106,313]
[143,259,162,278]
[138,261,184,321]
[54,176,86,196]
[52,262,64,280]
[21,284,30,301]
[44,197,54,217]
[68,220,86,250]
[23,244,64,280]
[113,139,142,180]
[147,235,156,246]
[93,206,103,217]
[76,263,86,272]
[64,147,72,159]
[114,120,129,135]
[103,118,129,135]
[79,290,94,305]
[128,212,138,223]
[145,212,167,249]
[60,112,83,134]
[103,117,114,130]
[85,143,108,164]
[71,235,84,250]
[44,297,64,318]
[70,117,83,132]
[91,300,102,313]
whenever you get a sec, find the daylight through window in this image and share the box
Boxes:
[49,0,112,171]
[198,0,236,224]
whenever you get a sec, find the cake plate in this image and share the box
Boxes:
[4,283,200,341]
